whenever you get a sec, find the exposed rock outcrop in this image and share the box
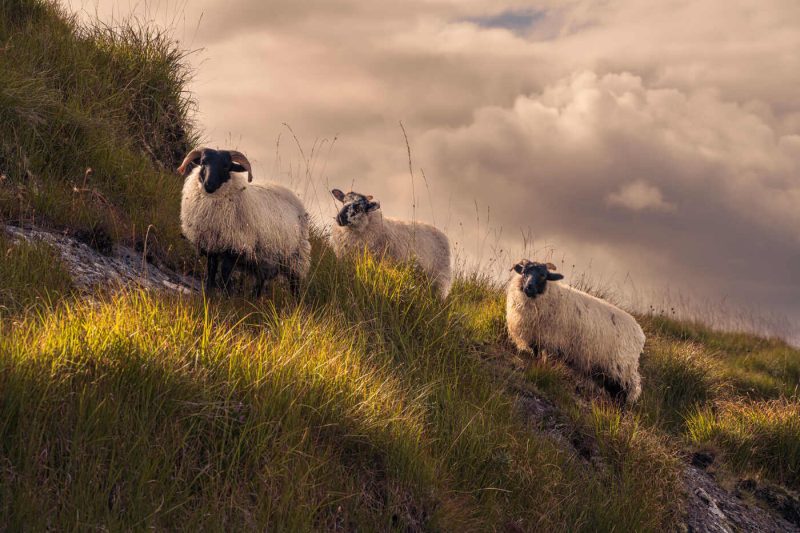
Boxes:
[4,224,198,293]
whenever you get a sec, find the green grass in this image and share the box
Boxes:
[636,315,800,497]
[0,249,687,531]
[643,315,800,399]
[581,402,681,529]
[0,231,72,312]
[637,337,724,431]
[0,0,196,269]
[2,0,799,529]
[448,272,506,344]
[687,400,800,489]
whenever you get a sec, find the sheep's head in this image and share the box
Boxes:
[512,260,563,298]
[331,189,380,229]
[177,148,253,194]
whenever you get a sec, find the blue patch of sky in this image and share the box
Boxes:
[465,9,548,35]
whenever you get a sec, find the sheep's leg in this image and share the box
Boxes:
[591,370,626,404]
[510,334,534,356]
[253,270,264,299]
[253,265,279,299]
[280,265,301,297]
[532,343,547,363]
[253,266,270,299]
[276,263,301,297]
[288,274,300,296]
[205,253,219,293]
[220,253,237,294]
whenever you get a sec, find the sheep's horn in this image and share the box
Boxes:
[177,147,205,176]
[229,150,253,182]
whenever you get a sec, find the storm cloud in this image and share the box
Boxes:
[65,0,800,342]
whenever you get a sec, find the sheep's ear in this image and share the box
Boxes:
[512,262,525,274]
[230,163,247,173]
[546,262,557,271]
[367,201,380,212]
[366,195,374,201]
[331,189,345,202]
[547,272,564,281]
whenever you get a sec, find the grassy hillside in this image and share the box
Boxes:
[2,1,800,531]
[3,234,800,530]
[0,0,196,269]
[1,242,685,531]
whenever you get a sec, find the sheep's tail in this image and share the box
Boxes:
[436,271,453,299]
[626,369,642,404]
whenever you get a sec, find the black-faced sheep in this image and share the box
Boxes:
[178,147,311,296]
[329,189,452,298]
[506,259,644,403]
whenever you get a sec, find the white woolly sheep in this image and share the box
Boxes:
[177,147,311,296]
[506,259,644,403]
[329,189,452,298]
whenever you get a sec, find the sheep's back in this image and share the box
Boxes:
[383,218,450,275]
[181,174,309,267]
[512,282,644,371]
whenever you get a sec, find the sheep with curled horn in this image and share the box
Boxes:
[506,259,645,404]
[177,147,311,296]
[329,188,452,298]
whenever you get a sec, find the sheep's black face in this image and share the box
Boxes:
[193,149,247,194]
[513,260,564,299]
[331,189,380,228]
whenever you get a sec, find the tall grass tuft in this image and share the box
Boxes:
[0,231,72,313]
[642,315,800,400]
[0,0,196,268]
[0,245,687,530]
[638,338,725,430]
[687,400,800,489]
[578,402,683,531]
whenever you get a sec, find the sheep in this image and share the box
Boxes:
[177,147,311,296]
[329,189,452,298]
[506,259,644,403]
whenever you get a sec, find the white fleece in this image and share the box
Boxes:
[181,169,310,278]
[331,210,452,298]
[506,275,645,403]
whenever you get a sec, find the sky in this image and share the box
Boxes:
[63,0,800,344]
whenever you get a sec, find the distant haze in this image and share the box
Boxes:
[64,0,800,344]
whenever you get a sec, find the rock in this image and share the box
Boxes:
[684,466,798,532]
[739,481,800,527]
[4,224,199,294]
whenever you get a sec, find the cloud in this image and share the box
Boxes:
[421,71,800,243]
[606,181,675,213]
[62,0,800,339]
[418,70,800,331]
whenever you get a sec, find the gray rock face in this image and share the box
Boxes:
[4,225,199,293]
[684,466,798,532]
